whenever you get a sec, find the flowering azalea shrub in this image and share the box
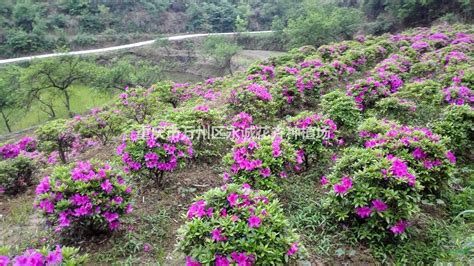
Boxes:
[358,118,455,194]
[323,147,421,241]
[116,86,163,123]
[283,111,339,167]
[346,76,400,110]
[433,104,474,161]
[34,161,133,235]
[0,245,88,265]
[0,137,39,160]
[117,124,193,186]
[223,135,297,191]
[166,106,227,161]
[227,83,280,124]
[321,90,361,133]
[36,119,77,164]
[177,184,305,265]
[0,156,35,196]
[72,108,129,145]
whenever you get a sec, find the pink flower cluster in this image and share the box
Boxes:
[355,199,389,219]
[333,176,353,194]
[0,136,38,160]
[246,83,273,101]
[0,245,63,266]
[247,65,275,81]
[117,125,193,174]
[442,85,473,106]
[346,73,404,110]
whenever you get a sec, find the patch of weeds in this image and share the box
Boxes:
[370,213,474,264]
[93,209,170,264]
[280,171,358,262]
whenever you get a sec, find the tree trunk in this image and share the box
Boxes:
[63,90,73,118]
[58,142,67,164]
[0,110,12,133]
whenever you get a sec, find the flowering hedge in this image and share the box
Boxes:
[177,184,305,265]
[358,118,455,194]
[34,161,133,234]
[323,148,421,241]
[223,135,297,191]
[117,124,193,186]
[283,111,340,168]
[0,245,88,265]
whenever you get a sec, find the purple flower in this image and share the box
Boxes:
[320,176,329,186]
[446,151,456,164]
[186,256,201,266]
[412,147,427,160]
[36,176,50,195]
[143,243,152,253]
[39,199,55,213]
[259,167,271,177]
[0,256,10,266]
[333,176,352,194]
[215,255,230,266]
[101,179,113,193]
[103,212,119,223]
[390,220,409,234]
[227,193,239,207]
[45,246,63,265]
[211,228,227,242]
[372,199,388,212]
[287,242,298,256]
[230,252,253,266]
[248,215,261,228]
[355,206,372,218]
[187,200,207,219]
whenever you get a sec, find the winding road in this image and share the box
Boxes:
[0,31,273,65]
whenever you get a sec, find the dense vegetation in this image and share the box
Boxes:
[1,0,473,56]
[1,23,472,264]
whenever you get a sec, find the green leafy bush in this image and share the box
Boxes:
[177,184,305,265]
[34,160,133,235]
[283,111,339,167]
[323,147,421,241]
[36,119,77,164]
[433,104,474,161]
[72,108,129,145]
[166,106,227,161]
[321,90,361,133]
[0,156,35,196]
[116,87,163,124]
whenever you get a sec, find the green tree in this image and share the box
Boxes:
[202,36,241,76]
[0,66,21,133]
[21,56,96,118]
[284,5,363,47]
